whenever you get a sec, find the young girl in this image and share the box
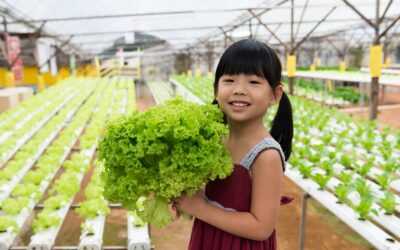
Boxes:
[172,39,293,250]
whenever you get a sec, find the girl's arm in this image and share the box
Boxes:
[174,149,283,241]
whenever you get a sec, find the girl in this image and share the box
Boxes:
[173,39,293,250]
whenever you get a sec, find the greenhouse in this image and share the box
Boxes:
[0,0,400,249]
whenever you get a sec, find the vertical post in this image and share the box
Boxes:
[2,15,10,70]
[289,0,295,95]
[370,0,381,120]
[249,20,253,39]
[3,15,15,88]
[299,193,310,250]
[381,85,386,105]
[137,47,141,79]
[360,82,365,114]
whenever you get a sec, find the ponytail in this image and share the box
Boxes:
[270,91,293,160]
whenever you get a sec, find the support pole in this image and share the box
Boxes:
[370,0,381,120]
[299,193,310,250]
[289,0,295,95]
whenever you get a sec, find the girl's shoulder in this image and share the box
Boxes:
[239,137,285,171]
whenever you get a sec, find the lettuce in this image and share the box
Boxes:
[0,216,19,233]
[99,97,232,227]
[76,198,110,219]
[32,213,61,233]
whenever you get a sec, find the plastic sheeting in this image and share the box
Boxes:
[1,0,399,55]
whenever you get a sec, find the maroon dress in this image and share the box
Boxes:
[188,137,293,250]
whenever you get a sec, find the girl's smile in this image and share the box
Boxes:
[216,74,279,123]
[229,100,251,112]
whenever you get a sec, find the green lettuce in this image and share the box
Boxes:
[99,97,232,227]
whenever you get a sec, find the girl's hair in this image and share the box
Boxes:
[212,39,293,160]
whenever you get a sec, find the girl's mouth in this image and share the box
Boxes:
[229,101,250,107]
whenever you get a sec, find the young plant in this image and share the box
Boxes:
[356,161,373,177]
[299,164,312,179]
[12,183,40,198]
[334,183,353,204]
[1,196,30,215]
[327,150,337,160]
[353,197,377,220]
[309,152,322,164]
[340,155,352,169]
[379,146,392,161]
[339,171,354,184]
[382,158,397,173]
[375,173,391,190]
[0,216,19,233]
[354,178,372,199]
[43,195,68,210]
[32,213,61,232]
[321,160,334,175]
[361,140,374,153]
[378,192,399,215]
[81,223,95,236]
[76,199,110,219]
[335,140,345,150]
[381,126,391,141]
[312,173,331,190]
[321,133,333,144]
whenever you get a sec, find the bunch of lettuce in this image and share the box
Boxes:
[99,97,232,227]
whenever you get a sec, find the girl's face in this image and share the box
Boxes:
[215,74,282,123]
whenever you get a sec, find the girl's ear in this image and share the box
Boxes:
[271,83,284,105]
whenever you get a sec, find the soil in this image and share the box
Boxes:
[341,91,400,129]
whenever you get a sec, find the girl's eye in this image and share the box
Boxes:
[249,80,261,84]
[222,79,234,83]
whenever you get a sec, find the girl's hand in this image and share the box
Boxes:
[172,189,207,217]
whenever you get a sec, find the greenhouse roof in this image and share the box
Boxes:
[0,0,399,58]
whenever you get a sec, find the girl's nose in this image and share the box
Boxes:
[233,81,247,95]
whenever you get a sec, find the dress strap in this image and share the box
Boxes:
[239,137,285,171]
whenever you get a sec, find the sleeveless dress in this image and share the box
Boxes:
[188,137,293,250]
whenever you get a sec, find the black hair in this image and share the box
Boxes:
[212,39,293,160]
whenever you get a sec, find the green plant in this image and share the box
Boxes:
[23,170,46,185]
[12,183,40,198]
[309,152,322,164]
[354,178,372,199]
[382,158,397,173]
[322,133,333,144]
[99,97,232,227]
[375,173,391,190]
[321,160,334,175]
[43,195,68,210]
[76,199,110,219]
[361,140,374,153]
[0,216,19,233]
[32,213,61,233]
[1,197,30,215]
[338,171,353,184]
[81,223,95,236]
[381,126,391,140]
[327,150,337,160]
[356,161,373,177]
[334,183,353,204]
[299,164,312,179]
[353,198,377,220]
[379,145,392,160]
[379,192,399,215]
[340,155,353,169]
[312,173,331,190]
